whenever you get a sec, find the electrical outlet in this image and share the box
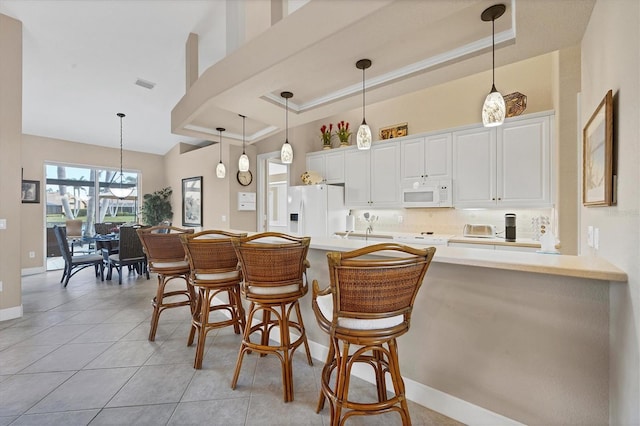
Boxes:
[594,228,599,250]
[587,226,594,247]
[222,215,227,222]
[29,251,35,258]
[397,215,403,224]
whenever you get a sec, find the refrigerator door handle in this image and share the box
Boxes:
[298,200,304,235]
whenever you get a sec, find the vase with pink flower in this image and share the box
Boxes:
[336,121,351,147]
[320,124,333,149]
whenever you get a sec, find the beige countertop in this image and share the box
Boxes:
[311,235,627,282]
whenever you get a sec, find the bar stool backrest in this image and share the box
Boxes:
[137,226,194,264]
[181,230,247,275]
[232,232,310,290]
[327,243,436,325]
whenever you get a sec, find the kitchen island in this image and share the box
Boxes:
[298,236,626,425]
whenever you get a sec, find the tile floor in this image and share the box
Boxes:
[0,267,463,425]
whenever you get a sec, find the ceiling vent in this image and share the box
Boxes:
[135,78,156,90]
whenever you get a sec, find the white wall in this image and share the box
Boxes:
[580,1,640,424]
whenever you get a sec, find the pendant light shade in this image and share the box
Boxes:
[109,112,134,199]
[481,4,506,127]
[238,114,249,172]
[216,127,226,178]
[280,91,293,164]
[356,59,372,150]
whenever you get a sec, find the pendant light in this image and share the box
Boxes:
[238,114,249,172]
[216,127,226,178]
[356,59,372,150]
[481,4,506,127]
[280,91,293,164]
[109,112,134,199]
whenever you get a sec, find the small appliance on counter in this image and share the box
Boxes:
[462,224,496,238]
[505,213,516,242]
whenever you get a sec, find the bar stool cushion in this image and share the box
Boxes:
[248,283,300,295]
[151,260,189,269]
[195,270,241,281]
[316,294,404,330]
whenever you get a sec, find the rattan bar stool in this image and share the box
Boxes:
[137,225,195,341]
[230,232,313,402]
[312,243,436,425]
[180,230,247,369]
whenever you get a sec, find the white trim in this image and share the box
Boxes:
[0,304,23,322]
[21,266,46,276]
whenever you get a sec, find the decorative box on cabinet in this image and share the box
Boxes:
[344,142,401,208]
[452,112,553,208]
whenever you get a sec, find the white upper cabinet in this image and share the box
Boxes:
[305,150,345,184]
[453,127,496,206]
[344,142,401,207]
[453,112,554,208]
[401,134,451,187]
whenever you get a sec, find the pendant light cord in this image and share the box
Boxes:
[285,98,289,143]
[492,17,496,88]
[242,115,246,153]
[362,67,366,123]
[119,115,123,176]
[219,130,223,162]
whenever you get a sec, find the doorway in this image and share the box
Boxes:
[256,152,290,232]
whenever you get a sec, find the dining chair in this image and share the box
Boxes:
[53,225,104,287]
[137,225,195,341]
[65,219,84,255]
[230,232,313,402]
[180,230,247,369]
[106,225,149,284]
[311,243,436,425]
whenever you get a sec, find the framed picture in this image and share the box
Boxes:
[182,176,202,226]
[583,90,614,206]
[379,122,408,140]
[21,180,40,203]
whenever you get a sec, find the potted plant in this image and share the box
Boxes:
[140,187,173,226]
[336,121,351,146]
[320,123,333,149]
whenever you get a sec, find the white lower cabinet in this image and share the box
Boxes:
[344,142,401,208]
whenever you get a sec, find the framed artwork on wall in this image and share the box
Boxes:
[583,89,615,206]
[21,180,40,203]
[182,176,202,226]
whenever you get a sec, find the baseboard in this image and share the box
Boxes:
[21,266,46,276]
[0,304,23,321]
[215,296,524,426]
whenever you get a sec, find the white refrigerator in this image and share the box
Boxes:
[288,184,348,238]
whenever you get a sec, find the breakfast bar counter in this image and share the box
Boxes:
[298,236,626,425]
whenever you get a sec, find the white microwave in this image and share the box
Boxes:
[402,179,452,208]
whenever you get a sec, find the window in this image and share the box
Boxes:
[45,163,140,236]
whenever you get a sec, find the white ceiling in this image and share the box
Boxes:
[1,0,595,156]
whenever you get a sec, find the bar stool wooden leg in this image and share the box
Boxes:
[294,301,313,366]
[231,301,256,390]
[316,341,335,413]
[193,287,210,369]
[148,274,166,341]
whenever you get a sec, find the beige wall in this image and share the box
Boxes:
[580,1,640,424]
[163,140,258,232]
[0,14,22,317]
[19,135,165,270]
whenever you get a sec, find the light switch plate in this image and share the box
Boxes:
[587,226,593,247]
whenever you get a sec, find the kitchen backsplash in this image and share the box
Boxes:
[350,208,556,239]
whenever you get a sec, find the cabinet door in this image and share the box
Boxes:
[400,137,426,186]
[306,153,325,180]
[324,150,345,184]
[344,149,371,207]
[370,142,401,207]
[453,127,496,207]
[424,133,452,179]
[497,116,551,206]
